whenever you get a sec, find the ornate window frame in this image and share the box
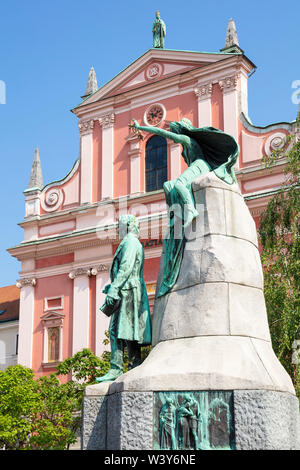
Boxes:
[41,311,65,367]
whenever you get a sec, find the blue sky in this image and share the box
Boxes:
[0,0,299,287]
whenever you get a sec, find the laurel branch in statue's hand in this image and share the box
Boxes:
[129,119,139,129]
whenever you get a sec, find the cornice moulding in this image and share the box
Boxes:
[240,112,294,134]
[9,212,168,261]
[19,188,166,228]
[236,161,287,182]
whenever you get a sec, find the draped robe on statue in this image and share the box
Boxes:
[157,125,239,298]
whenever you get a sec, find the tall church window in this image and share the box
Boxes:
[145,136,167,192]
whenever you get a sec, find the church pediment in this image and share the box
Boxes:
[41,310,65,325]
[106,58,203,97]
[73,49,238,112]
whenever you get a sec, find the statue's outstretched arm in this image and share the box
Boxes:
[131,119,189,146]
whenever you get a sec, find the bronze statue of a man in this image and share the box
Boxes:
[96,215,152,383]
[152,11,166,49]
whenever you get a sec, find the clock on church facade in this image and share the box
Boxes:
[144,103,166,126]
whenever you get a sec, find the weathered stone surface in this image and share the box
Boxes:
[223,188,258,246]
[199,234,263,288]
[229,284,271,341]
[191,173,258,247]
[251,337,297,393]
[81,395,107,450]
[110,336,295,394]
[155,282,270,344]
[154,282,230,344]
[193,186,227,236]
[85,381,112,396]
[192,172,240,194]
[107,392,153,450]
[234,390,300,450]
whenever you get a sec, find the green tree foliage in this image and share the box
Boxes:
[259,114,300,397]
[0,329,152,449]
[0,366,77,449]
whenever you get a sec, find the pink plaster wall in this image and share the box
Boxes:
[143,256,161,283]
[33,274,73,381]
[239,124,290,168]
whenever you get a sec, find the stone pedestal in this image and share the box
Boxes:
[82,173,300,450]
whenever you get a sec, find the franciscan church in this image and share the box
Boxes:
[8,13,299,378]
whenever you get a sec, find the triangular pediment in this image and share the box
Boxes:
[41,310,65,322]
[73,48,239,112]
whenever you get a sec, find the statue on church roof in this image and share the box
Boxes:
[152,11,166,49]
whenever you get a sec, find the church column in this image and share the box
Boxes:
[69,267,91,354]
[99,113,115,200]
[16,277,36,368]
[194,83,213,127]
[126,131,142,194]
[91,265,110,358]
[79,120,94,204]
[219,75,239,143]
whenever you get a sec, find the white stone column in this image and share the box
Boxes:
[99,113,115,200]
[126,131,142,194]
[219,75,239,143]
[170,143,182,180]
[79,120,94,204]
[16,277,36,368]
[93,266,110,358]
[69,268,91,355]
[194,83,212,127]
[240,71,249,119]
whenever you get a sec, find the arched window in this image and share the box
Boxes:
[145,136,167,192]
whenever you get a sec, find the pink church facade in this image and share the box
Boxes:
[8,34,298,379]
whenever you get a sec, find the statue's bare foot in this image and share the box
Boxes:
[95,369,123,383]
[183,207,199,228]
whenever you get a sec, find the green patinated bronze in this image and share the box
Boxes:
[152,11,166,49]
[154,391,235,450]
[130,118,239,297]
[96,215,152,383]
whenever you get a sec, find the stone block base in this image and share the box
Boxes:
[81,386,300,450]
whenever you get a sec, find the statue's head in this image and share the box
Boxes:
[118,214,139,239]
[169,118,194,135]
[165,396,174,405]
[183,394,192,403]
[156,10,160,18]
